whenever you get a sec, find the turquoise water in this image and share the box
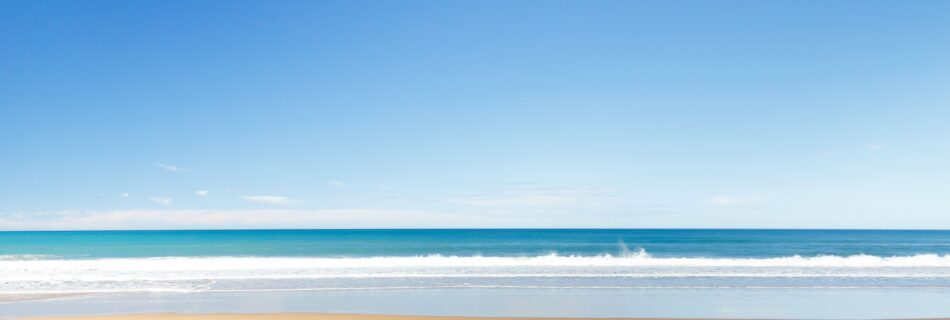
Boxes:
[3,229,950,258]
[3,229,950,318]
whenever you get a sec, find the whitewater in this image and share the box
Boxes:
[5,250,950,295]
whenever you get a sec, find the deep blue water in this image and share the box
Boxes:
[2,229,949,258]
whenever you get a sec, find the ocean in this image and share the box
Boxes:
[3,229,950,318]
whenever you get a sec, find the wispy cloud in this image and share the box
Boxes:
[196,190,209,197]
[448,187,626,207]
[149,196,173,206]
[0,205,679,231]
[120,192,130,198]
[707,194,780,209]
[0,209,491,230]
[709,196,738,206]
[867,143,887,151]
[326,180,345,189]
[370,183,401,198]
[154,163,188,172]
[241,195,300,206]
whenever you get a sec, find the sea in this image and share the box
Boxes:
[2,229,950,319]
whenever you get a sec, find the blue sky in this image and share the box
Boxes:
[2,0,950,230]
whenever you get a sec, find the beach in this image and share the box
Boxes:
[18,313,950,320]
[24,314,670,320]
[3,230,950,319]
[4,280,950,319]
[6,0,950,319]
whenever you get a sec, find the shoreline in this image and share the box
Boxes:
[23,314,685,320]
[6,288,950,319]
[19,313,950,320]
[16,313,745,320]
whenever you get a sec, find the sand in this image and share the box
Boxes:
[24,313,678,320]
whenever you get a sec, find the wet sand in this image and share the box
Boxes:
[25,313,682,320]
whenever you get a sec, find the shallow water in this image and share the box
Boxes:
[2,288,950,319]
[2,229,949,318]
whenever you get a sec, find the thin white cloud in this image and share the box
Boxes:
[3,205,948,231]
[448,187,625,207]
[867,143,887,151]
[149,196,173,206]
[371,183,401,198]
[709,196,738,206]
[241,195,300,206]
[155,163,188,172]
[120,192,130,198]
[0,209,500,231]
[196,190,209,197]
[707,194,782,209]
[326,180,345,189]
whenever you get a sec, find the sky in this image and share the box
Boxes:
[2,0,950,230]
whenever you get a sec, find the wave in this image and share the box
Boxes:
[10,285,950,296]
[2,250,950,282]
[4,249,950,267]
[0,254,62,261]
[4,250,950,295]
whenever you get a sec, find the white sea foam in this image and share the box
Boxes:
[8,249,950,269]
[0,254,61,261]
[3,250,950,295]
[5,252,950,277]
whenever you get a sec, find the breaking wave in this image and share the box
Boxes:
[4,250,950,295]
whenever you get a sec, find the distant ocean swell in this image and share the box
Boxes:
[5,250,950,295]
